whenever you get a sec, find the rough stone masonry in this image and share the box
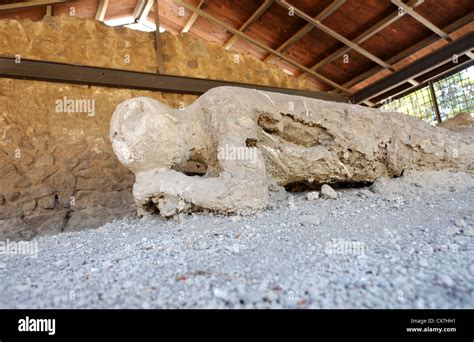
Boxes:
[110,86,474,217]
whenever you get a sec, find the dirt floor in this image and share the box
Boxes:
[0,170,473,309]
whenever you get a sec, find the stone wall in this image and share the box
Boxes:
[0,15,313,88]
[0,16,313,240]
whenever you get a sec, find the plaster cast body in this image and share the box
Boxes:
[110,87,473,216]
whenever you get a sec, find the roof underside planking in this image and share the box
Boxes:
[0,0,473,106]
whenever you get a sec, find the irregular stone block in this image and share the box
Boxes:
[321,184,338,200]
[27,184,55,199]
[38,195,56,209]
[21,199,37,212]
[306,192,319,201]
[35,154,55,167]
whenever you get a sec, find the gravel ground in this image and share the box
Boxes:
[1,171,473,309]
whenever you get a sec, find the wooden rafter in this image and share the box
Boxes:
[0,0,75,13]
[276,0,394,71]
[154,0,165,73]
[391,0,452,42]
[298,0,424,79]
[45,5,53,17]
[181,0,205,33]
[264,0,346,63]
[340,12,474,92]
[224,0,274,50]
[95,0,109,22]
[175,0,351,93]
[0,57,348,102]
[132,0,147,19]
[371,58,473,105]
[350,32,474,104]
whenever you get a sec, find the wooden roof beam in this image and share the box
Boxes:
[298,0,424,79]
[371,58,473,106]
[224,0,274,50]
[95,0,109,22]
[181,0,205,33]
[276,0,394,72]
[350,32,474,104]
[339,12,474,92]
[391,0,452,42]
[45,5,53,17]
[120,0,154,29]
[0,57,348,102]
[264,0,346,63]
[0,0,75,13]
[154,0,165,73]
[132,0,147,19]
[175,0,351,93]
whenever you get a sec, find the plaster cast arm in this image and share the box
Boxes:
[133,150,268,216]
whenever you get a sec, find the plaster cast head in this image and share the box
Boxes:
[110,97,189,173]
